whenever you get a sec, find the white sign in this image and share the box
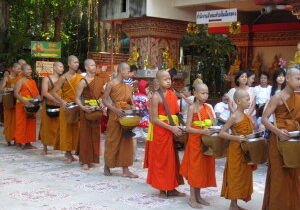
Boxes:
[196,8,237,24]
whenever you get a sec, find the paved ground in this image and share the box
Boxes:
[0,124,266,210]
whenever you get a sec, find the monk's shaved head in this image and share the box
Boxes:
[67,55,78,64]
[84,59,95,67]
[156,70,169,79]
[287,67,300,77]
[233,89,249,103]
[53,61,63,68]
[13,63,21,69]
[194,83,208,92]
[18,59,26,65]
[21,64,30,71]
[117,62,129,73]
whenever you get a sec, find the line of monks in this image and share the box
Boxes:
[2,56,300,210]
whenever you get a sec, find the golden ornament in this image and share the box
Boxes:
[186,23,200,36]
[229,22,241,34]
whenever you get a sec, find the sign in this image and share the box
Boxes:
[31,41,61,58]
[196,8,237,24]
[35,61,54,77]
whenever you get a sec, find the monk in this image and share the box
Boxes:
[147,70,185,198]
[219,89,255,210]
[180,84,217,209]
[262,67,300,210]
[39,62,64,155]
[14,64,41,150]
[18,59,26,66]
[75,59,105,170]
[52,55,83,163]
[102,62,138,178]
[2,63,22,146]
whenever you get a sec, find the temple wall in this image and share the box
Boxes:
[253,46,297,71]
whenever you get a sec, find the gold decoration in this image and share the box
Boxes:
[268,55,279,77]
[294,41,300,64]
[162,47,175,69]
[229,22,241,34]
[143,55,152,69]
[252,54,262,77]
[127,46,139,66]
[186,23,200,36]
[228,56,241,76]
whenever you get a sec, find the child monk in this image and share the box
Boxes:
[14,64,41,150]
[261,67,300,210]
[147,70,185,198]
[180,84,217,209]
[219,89,255,210]
[39,62,64,155]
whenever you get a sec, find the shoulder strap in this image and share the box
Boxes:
[47,76,55,89]
[23,79,34,97]
[279,94,300,130]
[158,89,175,126]
[65,75,76,94]
[82,77,99,106]
[180,98,182,112]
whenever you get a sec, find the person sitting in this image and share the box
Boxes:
[214,93,230,126]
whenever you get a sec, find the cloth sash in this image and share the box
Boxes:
[192,119,213,128]
[84,99,98,106]
[16,96,33,103]
[146,114,179,141]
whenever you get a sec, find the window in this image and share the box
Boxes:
[121,0,127,13]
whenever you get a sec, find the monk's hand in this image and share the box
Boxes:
[236,135,247,142]
[114,108,125,117]
[62,101,68,110]
[170,126,182,136]
[277,129,291,141]
[202,128,216,136]
[82,105,92,113]
[23,100,32,106]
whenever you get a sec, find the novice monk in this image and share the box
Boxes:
[180,84,217,209]
[75,59,105,170]
[39,62,64,155]
[14,64,41,150]
[2,63,22,146]
[102,62,138,178]
[147,70,185,198]
[219,89,255,210]
[52,55,83,163]
[262,67,300,210]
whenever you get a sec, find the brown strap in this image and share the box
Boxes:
[279,94,300,130]
[82,77,99,106]
[23,79,35,98]
[47,76,55,89]
[65,75,76,94]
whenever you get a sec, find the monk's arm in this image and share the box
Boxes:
[228,99,235,113]
[75,80,91,113]
[219,115,246,142]
[41,77,59,104]
[14,79,31,106]
[51,76,67,108]
[102,82,124,117]
[151,93,182,136]
[262,95,290,141]
[1,76,8,90]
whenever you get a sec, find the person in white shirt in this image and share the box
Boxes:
[254,72,271,125]
[214,93,230,126]
[178,84,194,122]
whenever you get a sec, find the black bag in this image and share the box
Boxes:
[46,104,60,118]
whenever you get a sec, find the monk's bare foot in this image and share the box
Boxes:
[82,164,89,170]
[40,150,47,155]
[188,199,203,209]
[16,144,22,150]
[65,157,72,164]
[238,206,247,210]
[41,145,47,155]
[104,165,112,176]
[122,171,139,178]
[7,142,12,146]
[159,191,167,199]
[197,197,210,206]
[167,189,186,197]
[89,163,96,168]
[229,206,239,210]
[24,143,37,149]
[71,154,77,161]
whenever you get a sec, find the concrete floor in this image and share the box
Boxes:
[0,125,266,210]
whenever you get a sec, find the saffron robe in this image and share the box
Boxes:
[56,74,83,151]
[147,89,181,191]
[221,114,254,202]
[79,76,105,164]
[262,93,300,210]
[3,76,19,142]
[180,104,217,188]
[104,82,134,168]
[14,78,39,144]
[39,79,60,146]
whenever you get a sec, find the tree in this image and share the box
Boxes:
[0,0,9,60]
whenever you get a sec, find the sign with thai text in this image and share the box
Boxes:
[35,61,54,77]
[196,8,237,24]
[31,41,61,58]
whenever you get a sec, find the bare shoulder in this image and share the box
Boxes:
[152,92,161,102]
[189,103,195,112]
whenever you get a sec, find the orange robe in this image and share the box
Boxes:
[180,104,217,188]
[262,93,300,210]
[147,89,181,191]
[39,79,60,146]
[79,75,105,164]
[3,76,19,142]
[56,74,83,151]
[221,114,254,202]
[14,79,39,144]
[104,82,134,168]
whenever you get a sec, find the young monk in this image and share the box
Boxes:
[219,89,255,210]
[102,62,138,178]
[147,70,185,198]
[75,59,105,170]
[2,63,22,146]
[52,55,83,163]
[18,59,26,66]
[39,62,64,155]
[180,84,217,209]
[262,67,300,210]
[14,64,41,150]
